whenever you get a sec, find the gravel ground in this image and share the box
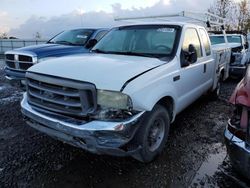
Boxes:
[0,59,250,187]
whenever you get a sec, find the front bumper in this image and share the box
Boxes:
[229,66,246,77]
[4,67,26,87]
[224,123,250,179]
[21,93,145,157]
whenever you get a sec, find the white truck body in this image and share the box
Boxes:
[210,43,231,81]
[210,33,250,77]
[21,21,223,162]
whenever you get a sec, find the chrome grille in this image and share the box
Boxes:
[5,53,35,71]
[26,72,97,117]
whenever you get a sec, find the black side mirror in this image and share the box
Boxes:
[181,44,198,67]
[245,42,249,49]
[86,39,97,49]
[188,44,198,63]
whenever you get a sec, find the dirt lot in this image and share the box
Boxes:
[0,59,250,188]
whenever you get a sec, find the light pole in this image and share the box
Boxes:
[77,8,85,27]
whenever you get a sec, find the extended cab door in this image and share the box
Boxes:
[176,27,212,112]
[198,28,214,86]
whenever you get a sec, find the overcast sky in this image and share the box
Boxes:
[0,0,239,38]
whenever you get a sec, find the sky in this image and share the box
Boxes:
[0,0,238,38]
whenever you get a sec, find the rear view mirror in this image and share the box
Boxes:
[86,39,97,49]
[181,44,198,67]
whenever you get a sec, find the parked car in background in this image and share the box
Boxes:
[21,20,225,162]
[210,31,250,78]
[225,65,250,179]
[4,28,109,87]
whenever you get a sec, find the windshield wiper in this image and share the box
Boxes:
[92,50,161,58]
[56,41,75,45]
[111,51,157,58]
[91,49,109,54]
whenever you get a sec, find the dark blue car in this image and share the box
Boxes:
[4,28,109,86]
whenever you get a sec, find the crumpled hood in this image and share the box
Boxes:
[28,53,164,91]
[14,43,88,58]
[230,66,250,106]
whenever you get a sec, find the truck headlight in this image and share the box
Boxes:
[97,90,133,110]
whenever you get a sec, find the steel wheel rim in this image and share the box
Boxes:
[147,118,165,152]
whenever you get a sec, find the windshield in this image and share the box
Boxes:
[49,29,94,46]
[209,36,225,45]
[92,25,178,58]
[227,35,242,44]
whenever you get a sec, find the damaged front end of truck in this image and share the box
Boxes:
[21,72,146,160]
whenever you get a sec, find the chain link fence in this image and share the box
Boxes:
[0,39,47,59]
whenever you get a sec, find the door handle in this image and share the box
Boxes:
[204,64,207,73]
[173,75,180,82]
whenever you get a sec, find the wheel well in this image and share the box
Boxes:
[156,96,174,122]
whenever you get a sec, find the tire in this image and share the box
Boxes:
[210,73,223,100]
[133,104,170,163]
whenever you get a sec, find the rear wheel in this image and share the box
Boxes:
[133,105,170,163]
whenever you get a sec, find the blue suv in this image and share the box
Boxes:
[4,28,109,86]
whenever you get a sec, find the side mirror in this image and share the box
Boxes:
[181,44,198,67]
[86,39,97,49]
[188,44,198,63]
[245,42,249,49]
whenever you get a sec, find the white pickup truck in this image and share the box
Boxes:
[210,32,250,77]
[21,22,222,162]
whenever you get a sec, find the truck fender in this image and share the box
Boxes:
[125,83,178,123]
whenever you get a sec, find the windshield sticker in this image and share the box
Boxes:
[157,28,175,33]
[76,35,88,39]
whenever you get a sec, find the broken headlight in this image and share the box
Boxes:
[97,90,133,110]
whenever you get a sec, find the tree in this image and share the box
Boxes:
[237,0,250,32]
[208,0,232,18]
[0,32,8,39]
[208,0,233,30]
[208,0,250,32]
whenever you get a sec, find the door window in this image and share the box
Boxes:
[182,28,202,59]
[199,29,211,56]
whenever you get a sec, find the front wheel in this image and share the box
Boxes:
[133,105,170,163]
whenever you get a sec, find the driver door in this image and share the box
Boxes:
[176,27,206,112]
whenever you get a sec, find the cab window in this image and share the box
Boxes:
[199,29,211,56]
[182,28,202,59]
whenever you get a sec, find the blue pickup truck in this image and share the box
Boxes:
[4,28,108,86]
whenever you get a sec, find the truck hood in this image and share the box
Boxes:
[14,43,88,58]
[28,54,164,91]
